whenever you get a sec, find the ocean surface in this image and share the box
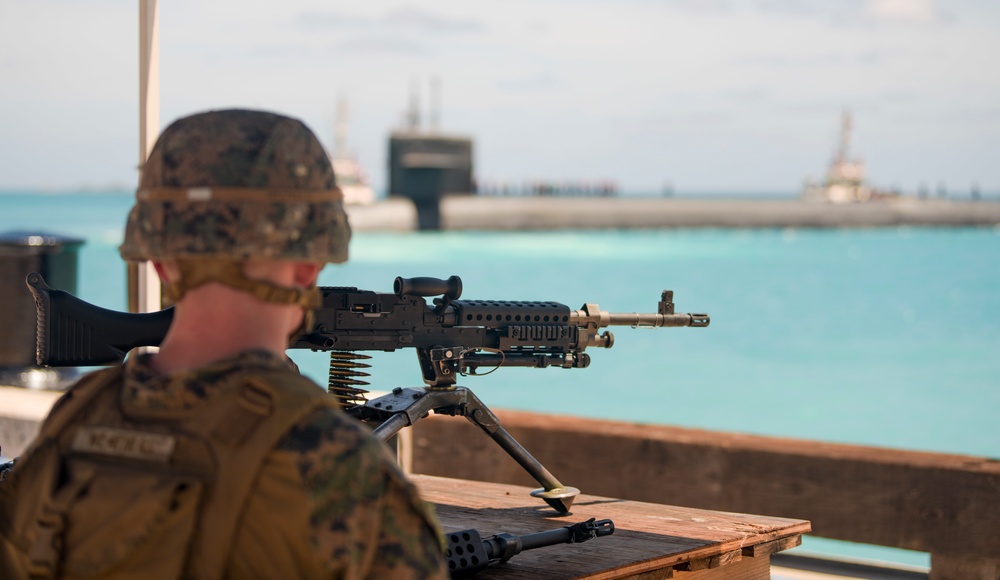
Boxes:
[3,191,999,569]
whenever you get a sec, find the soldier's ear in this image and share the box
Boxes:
[151,260,180,283]
[292,262,321,287]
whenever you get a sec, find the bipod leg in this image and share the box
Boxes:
[456,388,579,515]
[365,387,453,441]
[370,413,410,441]
[359,386,579,514]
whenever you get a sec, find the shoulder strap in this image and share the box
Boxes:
[184,370,335,579]
[0,367,122,579]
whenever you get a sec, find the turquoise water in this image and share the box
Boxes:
[3,191,1000,568]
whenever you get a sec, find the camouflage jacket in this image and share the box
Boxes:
[0,350,449,579]
[128,350,448,578]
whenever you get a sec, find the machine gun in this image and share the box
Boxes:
[26,272,708,513]
[446,517,614,576]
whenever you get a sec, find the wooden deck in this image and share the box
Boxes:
[410,410,1000,580]
[413,474,810,579]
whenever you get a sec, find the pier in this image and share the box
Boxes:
[346,196,1000,232]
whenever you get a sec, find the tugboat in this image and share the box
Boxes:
[802,110,895,203]
[331,156,376,206]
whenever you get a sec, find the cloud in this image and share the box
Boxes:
[740,50,883,67]
[673,0,733,14]
[382,6,487,33]
[753,0,947,25]
[496,71,561,91]
[245,44,314,59]
[753,0,827,17]
[719,88,770,102]
[879,89,921,102]
[295,11,376,30]
[332,36,427,56]
[292,5,484,56]
[296,6,486,34]
[865,0,940,23]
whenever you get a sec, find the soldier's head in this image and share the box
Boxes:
[119,109,350,333]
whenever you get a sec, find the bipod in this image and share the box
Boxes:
[349,385,580,514]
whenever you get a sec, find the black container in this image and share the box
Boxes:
[401,166,449,231]
[0,231,84,387]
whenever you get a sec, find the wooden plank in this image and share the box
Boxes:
[929,554,1000,580]
[590,554,767,580]
[674,549,743,572]
[611,571,672,580]
[677,555,769,580]
[742,536,801,559]
[413,474,807,579]
[410,410,1000,560]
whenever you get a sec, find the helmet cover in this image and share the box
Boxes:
[120,109,350,263]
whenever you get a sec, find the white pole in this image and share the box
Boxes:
[137,0,161,314]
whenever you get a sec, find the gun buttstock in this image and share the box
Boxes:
[26,273,173,367]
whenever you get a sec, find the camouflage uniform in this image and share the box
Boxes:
[0,110,450,578]
[123,350,448,578]
[0,351,447,579]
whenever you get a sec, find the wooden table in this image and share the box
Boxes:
[412,475,810,579]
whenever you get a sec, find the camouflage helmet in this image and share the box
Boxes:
[120,108,350,264]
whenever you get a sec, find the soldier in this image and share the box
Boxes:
[0,109,449,578]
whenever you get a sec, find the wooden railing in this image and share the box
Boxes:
[409,409,1000,580]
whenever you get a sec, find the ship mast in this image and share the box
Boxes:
[406,79,421,132]
[333,97,348,159]
[837,109,853,164]
[429,76,441,133]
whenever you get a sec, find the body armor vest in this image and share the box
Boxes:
[0,364,335,579]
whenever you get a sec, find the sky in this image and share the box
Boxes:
[1,0,998,195]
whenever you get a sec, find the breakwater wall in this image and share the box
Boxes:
[345,196,1000,231]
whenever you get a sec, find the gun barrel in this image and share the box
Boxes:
[607,312,710,327]
[571,310,710,328]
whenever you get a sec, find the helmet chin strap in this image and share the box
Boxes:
[165,259,322,343]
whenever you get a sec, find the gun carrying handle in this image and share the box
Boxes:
[394,275,462,300]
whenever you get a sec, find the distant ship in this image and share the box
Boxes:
[330,97,376,205]
[802,111,896,203]
[331,156,376,205]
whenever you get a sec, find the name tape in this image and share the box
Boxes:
[71,426,176,463]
